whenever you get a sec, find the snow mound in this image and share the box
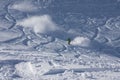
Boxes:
[71,36,90,47]
[10,1,38,12]
[17,15,57,33]
[15,62,36,78]
[36,61,53,75]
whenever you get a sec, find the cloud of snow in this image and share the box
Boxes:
[17,15,57,34]
[10,1,38,12]
[71,36,90,47]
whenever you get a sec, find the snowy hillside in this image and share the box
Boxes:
[0,0,120,80]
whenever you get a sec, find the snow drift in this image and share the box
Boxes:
[17,15,57,34]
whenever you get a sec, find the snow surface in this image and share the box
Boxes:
[0,0,120,80]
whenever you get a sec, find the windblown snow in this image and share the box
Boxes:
[71,36,90,47]
[9,1,38,12]
[0,0,120,80]
[17,15,57,34]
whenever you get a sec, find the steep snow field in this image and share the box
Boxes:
[0,0,120,80]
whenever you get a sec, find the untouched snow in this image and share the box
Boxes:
[0,0,120,80]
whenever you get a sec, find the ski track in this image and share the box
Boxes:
[0,0,120,80]
[44,67,120,75]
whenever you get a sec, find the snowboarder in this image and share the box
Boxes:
[67,38,71,45]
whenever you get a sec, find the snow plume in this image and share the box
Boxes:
[71,36,90,47]
[17,15,58,34]
[9,1,38,12]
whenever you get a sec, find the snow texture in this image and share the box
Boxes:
[15,62,36,78]
[0,0,120,80]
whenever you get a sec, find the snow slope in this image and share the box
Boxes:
[0,0,120,80]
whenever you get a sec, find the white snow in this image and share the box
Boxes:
[9,1,38,12]
[15,62,36,78]
[0,0,120,80]
[0,30,22,42]
[71,36,90,47]
[17,15,57,34]
[35,61,53,75]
